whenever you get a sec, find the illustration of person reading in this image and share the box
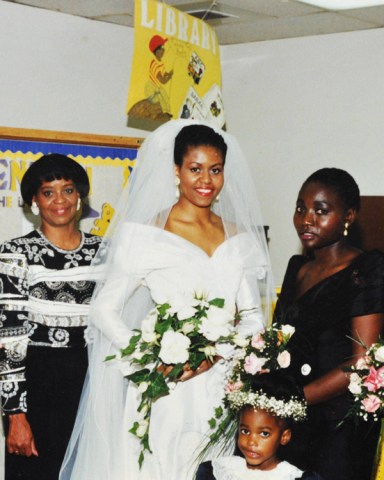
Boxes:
[144,35,174,117]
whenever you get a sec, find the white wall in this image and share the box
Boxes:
[1,1,384,285]
[221,30,384,284]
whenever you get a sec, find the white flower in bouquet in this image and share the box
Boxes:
[138,382,149,393]
[348,372,362,395]
[281,324,295,337]
[199,305,234,341]
[141,310,159,343]
[374,346,384,363]
[277,350,291,368]
[233,333,249,348]
[200,345,217,362]
[158,330,191,364]
[136,419,149,438]
[166,291,200,320]
[181,321,195,335]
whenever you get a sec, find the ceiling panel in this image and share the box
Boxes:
[3,0,384,44]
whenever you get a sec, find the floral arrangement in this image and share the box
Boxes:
[207,323,305,451]
[107,292,244,466]
[346,339,384,421]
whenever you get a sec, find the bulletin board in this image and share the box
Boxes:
[0,126,143,243]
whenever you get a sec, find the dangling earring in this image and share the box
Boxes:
[175,177,180,199]
[31,201,40,216]
[215,194,220,202]
[343,222,349,237]
[77,198,81,211]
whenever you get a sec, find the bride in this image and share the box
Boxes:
[60,120,275,480]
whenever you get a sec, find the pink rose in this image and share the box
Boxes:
[363,366,384,392]
[225,381,244,393]
[251,332,265,350]
[277,350,291,369]
[362,394,381,413]
[244,353,267,375]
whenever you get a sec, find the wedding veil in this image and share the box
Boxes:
[60,119,275,479]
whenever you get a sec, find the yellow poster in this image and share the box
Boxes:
[127,0,225,130]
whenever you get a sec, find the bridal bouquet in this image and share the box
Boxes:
[108,292,243,466]
[207,323,299,449]
[346,339,384,422]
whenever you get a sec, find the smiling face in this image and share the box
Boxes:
[175,145,224,209]
[293,181,356,251]
[33,178,80,229]
[237,408,291,471]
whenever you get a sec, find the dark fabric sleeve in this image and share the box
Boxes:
[350,250,384,317]
[195,461,215,480]
[300,471,324,480]
[0,242,29,414]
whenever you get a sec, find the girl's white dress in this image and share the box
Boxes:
[63,223,267,480]
[212,457,303,480]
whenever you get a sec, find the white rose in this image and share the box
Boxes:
[138,382,149,393]
[374,346,384,363]
[131,349,145,361]
[200,345,217,361]
[277,350,291,368]
[136,419,149,438]
[280,324,295,337]
[159,330,191,364]
[199,305,234,342]
[141,311,158,343]
[348,373,362,395]
[233,334,249,348]
[301,364,311,376]
[167,291,199,320]
[181,321,195,335]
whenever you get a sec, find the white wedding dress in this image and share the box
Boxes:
[64,222,266,480]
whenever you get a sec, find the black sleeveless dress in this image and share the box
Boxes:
[274,250,384,480]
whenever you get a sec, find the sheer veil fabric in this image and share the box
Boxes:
[60,119,275,479]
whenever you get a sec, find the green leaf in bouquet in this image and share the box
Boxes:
[166,363,184,380]
[129,421,139,435]
[147,371,170,400]
[189,350,206,370]
[120,333,142,357]
[209,298,225,308]
[155,318,173,335]
[126,368,151,384]
[215,406,224,419]
[208,417,216,429]
[105,354,116,362]
[157,303,171,316]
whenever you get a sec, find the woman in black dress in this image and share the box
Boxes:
[0,154,101,479]
[274,168,384,480]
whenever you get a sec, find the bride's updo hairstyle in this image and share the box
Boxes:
[173,124,228,167]
[301,167,360,213]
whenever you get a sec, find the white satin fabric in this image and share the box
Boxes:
[62,223,265,480]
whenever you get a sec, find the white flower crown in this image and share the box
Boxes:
[226,389,307,422]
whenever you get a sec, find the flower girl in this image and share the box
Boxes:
[196,372,323,480]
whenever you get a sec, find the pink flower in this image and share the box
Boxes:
[224,381,243,393]
[243,353,267,375]
[251,332,265,350]
[277,350,291,368]
[362,394,381,413]
[363,366,384,392]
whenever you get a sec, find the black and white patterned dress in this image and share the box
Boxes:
[0,229,101,480]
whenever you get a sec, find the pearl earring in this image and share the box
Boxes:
[175,177,180,199]
[31,201,40,216]
[343,222,349,237]
[77,198,81,211]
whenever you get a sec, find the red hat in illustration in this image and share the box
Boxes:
[149,35,168,53]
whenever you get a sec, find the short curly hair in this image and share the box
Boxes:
[21,154,90,206]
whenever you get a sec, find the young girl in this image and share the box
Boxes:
[196,372,323,480]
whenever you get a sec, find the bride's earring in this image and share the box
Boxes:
[31,201,40,216]
[77,198,81,211]
[175,177,180,199]
[343,222,349,237]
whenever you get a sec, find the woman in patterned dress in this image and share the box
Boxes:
[0,154,101,479]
